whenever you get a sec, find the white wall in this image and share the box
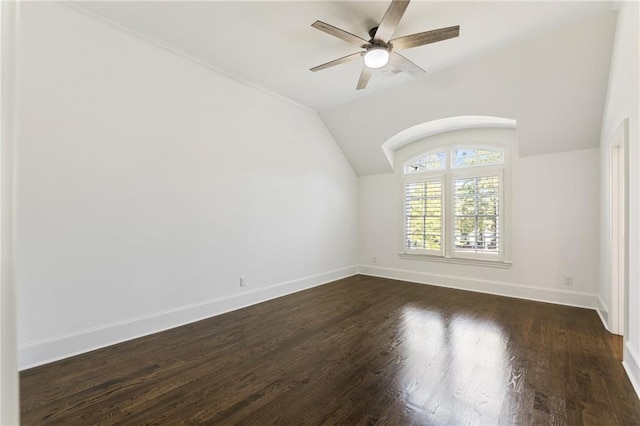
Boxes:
[359,139,600,308]
[599,1,640,397]
[0,1,19,423]
[15,3,358,369]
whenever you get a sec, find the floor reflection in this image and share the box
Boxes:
[396,305,515,424]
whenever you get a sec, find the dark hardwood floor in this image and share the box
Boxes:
[21,275,640,425]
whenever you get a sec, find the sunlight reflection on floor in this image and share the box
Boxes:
[397,305,515,424]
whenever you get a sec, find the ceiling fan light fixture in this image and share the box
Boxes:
[364,47,389,69]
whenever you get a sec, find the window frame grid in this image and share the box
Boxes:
[399,143,509,265]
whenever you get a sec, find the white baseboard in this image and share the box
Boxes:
[18,266,358,370]
[597,296,609,331]
[623,341,640,400]
[359,265,598,309]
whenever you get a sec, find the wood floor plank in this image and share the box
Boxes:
[21,275,640,424]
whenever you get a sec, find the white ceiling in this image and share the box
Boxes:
[320,10,617,175]
[73,1,614,112]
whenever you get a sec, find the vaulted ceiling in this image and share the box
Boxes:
[72,1,617,175]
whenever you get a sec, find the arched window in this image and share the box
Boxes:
[401,141,509,263]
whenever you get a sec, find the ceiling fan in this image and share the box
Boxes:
[310,0,460,90]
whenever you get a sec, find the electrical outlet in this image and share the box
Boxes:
[563,275,573,286]
[240,276,247,287]
[373,256,377,264]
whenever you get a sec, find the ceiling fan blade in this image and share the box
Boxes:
[389,52,426,77]
[391,26,460,50]
[311,20,369,48]
[310,52,364,72]
[356,66,373,90]
[373,0,411,43]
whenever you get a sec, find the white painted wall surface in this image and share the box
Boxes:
[0,1,19,423]
[359,147,600,308]
[15,3,358,369]
[598,1,640,397]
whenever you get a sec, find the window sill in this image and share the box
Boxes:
[398,252,512,269]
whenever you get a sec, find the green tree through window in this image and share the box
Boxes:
[405,180,442,250]
[453,176,500,253]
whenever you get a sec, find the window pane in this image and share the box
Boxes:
[453,148,503,168]
[453,175,500,254]
[405,151,446,174]
[405,180,442,250]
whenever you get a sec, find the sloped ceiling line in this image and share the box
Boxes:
[381,116,517,169]
[64,2,315,114]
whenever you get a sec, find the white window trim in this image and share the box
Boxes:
[397,251,512,268]
[397,140,512,268]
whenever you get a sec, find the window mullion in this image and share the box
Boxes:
[422,183,427,249]
[444,172,452,258]
[475,179,479,253]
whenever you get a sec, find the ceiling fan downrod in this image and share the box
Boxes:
[368,26,379,40]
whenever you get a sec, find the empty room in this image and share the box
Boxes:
[1,0,639,424]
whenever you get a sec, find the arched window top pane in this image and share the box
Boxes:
[453,147,503,168]
[404,151,446,174]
